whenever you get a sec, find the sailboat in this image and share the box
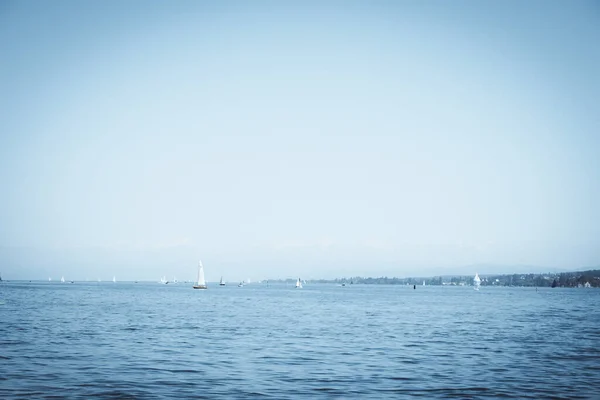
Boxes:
[61,276,65,283]
[113,276,116,283]
[422,280,425,286]
[193,260,207,289]
[295,278,303,289]
[219,276,225,286]
[474,273,481,291]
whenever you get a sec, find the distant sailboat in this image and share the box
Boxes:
[295,278,303,289]
[219,276,225,286]
[474,273,481,291]
[238,281,244,287]
[49,277,52,282]
[160,276,167,284]
[193,260,207,289]
[422,280,425,286]
[113,276,116,283]
[61,276,65,283]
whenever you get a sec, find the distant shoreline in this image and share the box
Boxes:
[273,269,600,288]
[3,269,599,288]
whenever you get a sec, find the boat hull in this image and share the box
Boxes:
[193,285,207,289]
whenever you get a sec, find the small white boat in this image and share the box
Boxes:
[61,276,65,283]
[295,278,303,289]
[193,260,207,289]
[474,273,481,291]
[219,276,225,286]
[238,281,244,287]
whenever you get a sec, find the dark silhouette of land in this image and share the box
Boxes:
[274,269,600,288]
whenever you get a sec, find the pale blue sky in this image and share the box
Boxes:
[1,1,599,281]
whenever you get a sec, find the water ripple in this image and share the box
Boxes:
[1,283,599,398]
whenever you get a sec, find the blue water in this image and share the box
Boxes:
[1,282,599,399]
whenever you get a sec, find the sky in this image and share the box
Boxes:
[1,0,599,281]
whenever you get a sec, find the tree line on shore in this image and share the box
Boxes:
[297,269,600,288]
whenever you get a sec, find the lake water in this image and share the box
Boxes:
[1,282,599,399]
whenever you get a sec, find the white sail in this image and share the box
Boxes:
[61,276,65,283]
[295,278,303,289]
[220,276,225,285]
[474,273,481,290]
[113,276,116,283]
[196,260,206,286]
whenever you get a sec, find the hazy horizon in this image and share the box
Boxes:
[1,244,597,283]
[1,1,599,282]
